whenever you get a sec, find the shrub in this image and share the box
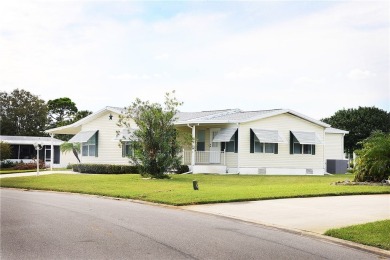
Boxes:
[71,164,139,174]
[176,165,190,174]
[66,163,73,169]
[0,141,12,161]
[354,131,390,182]
[1,160,16,169]
[13,160,46,170]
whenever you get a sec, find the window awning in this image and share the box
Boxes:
[291,131,322,144]
[114,128,138,141]
[68,130,97,143]
[252,129,284,143]
[212,128,237,142]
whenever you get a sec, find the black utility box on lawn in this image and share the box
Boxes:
[326,159,348,174]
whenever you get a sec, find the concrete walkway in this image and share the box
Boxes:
[0,170,76,178]
[182,194,390,234]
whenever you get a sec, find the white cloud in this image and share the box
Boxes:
[347,69,377,80]
[0,1,388,118]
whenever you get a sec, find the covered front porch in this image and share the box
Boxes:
[181,150,238,173]
[177,123,240,173]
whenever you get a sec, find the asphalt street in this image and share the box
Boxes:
[0,189,384,260]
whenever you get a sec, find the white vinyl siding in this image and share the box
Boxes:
[79,111,135,164]
[239,113,324,169]
[325,133,345,160]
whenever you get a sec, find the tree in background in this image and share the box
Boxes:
[72,110,92,123]
[47,97,92,141]
[47,97,78,128]
[118,91,185,178]
[322,107,390,155]
[354,131,390,182]
[0,89,47,136]
[0,141,12,161]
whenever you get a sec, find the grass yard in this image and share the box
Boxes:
[1,174,389,205]
[0,169,46,174]
[325,220,390,250]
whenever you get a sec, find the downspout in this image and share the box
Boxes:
[50,133,54,171]
[237,123,240,175]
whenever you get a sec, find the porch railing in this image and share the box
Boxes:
[182,150,227,165]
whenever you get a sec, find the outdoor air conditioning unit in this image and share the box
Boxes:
[327,160,348,174]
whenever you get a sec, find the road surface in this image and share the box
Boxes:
[0,189,383,259]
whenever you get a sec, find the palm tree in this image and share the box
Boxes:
[60,142,81,163]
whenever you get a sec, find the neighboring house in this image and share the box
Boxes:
[46,106,349,175]
[0,135,77,168]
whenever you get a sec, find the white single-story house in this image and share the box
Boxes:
[0,135,78,168]
[45,106,349,175]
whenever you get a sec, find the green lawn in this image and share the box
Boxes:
[325,220,390,250]
[0,169,46,174]
[1,174,389,205]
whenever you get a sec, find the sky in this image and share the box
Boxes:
[1,0,389,120]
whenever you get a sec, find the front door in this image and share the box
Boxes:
[210,128,221,163]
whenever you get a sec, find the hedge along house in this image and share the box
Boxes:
[0,135,65,168]
[46,106,348,175]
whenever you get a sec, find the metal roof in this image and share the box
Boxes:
[68,130,97,143]
[0,135,64,145]
[46,106,333,135]
[325,127,349,134]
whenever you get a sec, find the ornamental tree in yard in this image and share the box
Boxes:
[354,131,390,182]
[118,91,186,179]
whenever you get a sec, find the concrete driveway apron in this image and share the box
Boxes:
[182,194,390,233]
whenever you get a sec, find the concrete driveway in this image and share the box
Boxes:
[182,194,390,234]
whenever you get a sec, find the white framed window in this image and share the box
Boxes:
[82,133,98,157]
[122,141,133,157]
[292,135,315,155]
[254,138,277,154]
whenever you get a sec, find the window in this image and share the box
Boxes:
[196,130,205,151]
[250,129,279,154]
[122,142,133,157]
[82,132,98,157]
[225,136,235,152]
[254,138,277,154]
[290,133,315,155]
[220,130,238,153]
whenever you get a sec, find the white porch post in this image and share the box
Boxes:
[191,125,196,169]
[50,133,54,171]
[237,123,240,174]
